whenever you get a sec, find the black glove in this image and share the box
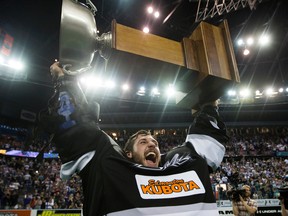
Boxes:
[188,104,229,143]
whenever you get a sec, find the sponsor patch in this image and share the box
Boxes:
[135,170,205,199]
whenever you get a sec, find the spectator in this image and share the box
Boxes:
[232,185,258,216]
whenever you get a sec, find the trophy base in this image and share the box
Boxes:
[175,74,235,109]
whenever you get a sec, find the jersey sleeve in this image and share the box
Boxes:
[40,75,124,164]
[185,105,229,171]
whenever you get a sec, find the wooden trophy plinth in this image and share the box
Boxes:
[177,20,240,108]
[109,19,240,109]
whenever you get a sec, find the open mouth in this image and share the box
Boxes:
[145,152,157,163]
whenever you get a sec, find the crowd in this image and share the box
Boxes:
[0,156,83,209]
[0,123,287,209]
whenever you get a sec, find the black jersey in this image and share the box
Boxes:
[48,83,228,216]
[57,125,223,216]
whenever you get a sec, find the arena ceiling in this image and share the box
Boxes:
[0,0,288,116]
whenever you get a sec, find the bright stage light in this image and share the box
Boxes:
[137,86,146,96]
[154,11,160,18]
[147,6,153,14]
[166,84,175,97]
[15,62,24,70]
[122,84,129,91]
[265,88,273,95]
[255,90,262,96]
[243,48,250,55]
[151,87,160,96]
[239,89,250,98]
[105,80,116,89]
[246,37,254,46]
[4,59,24,70]
[265,87,277,96]
[258,35,270,46]
[227,90,236,96]
[237,39,244,46]
[143,26,149,33]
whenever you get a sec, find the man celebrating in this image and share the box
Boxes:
[45,62,229,216]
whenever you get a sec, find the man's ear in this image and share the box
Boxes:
[126,151,132,158]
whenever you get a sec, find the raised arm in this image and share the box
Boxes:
[185,101,229,172]
[40,62,100,163]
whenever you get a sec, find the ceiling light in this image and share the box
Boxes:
[105,80,116,89]
[246,37,254,46]
[137,86,146,96]
[243,48,250,55]
[227,90,236,96]
[143,26,149,33]
[265,88,277,96]
[122,84,129,91]
[255,90,262,96]
[154,11,160,18]
[166,84,175,97]
[239,89,250,98]
[151,87,160,96]
[258,35,270,46]
[237,39,244,46]
[8,59,24,70]
[147,6,153,14]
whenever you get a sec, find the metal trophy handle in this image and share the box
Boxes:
[60,0,112,75]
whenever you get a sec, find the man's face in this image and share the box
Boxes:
[243,186,251,198]
[127,134,161,168]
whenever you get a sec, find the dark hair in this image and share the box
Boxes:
[123,130,151,152]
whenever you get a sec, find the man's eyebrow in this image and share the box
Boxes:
[138,137,157,142]
[138,137,147,141]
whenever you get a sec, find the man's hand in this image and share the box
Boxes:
[239,195,244,202]
[50,61,65,79]
[201,99,219,108]
[191,99,219,115]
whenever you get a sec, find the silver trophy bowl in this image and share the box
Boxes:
[60,0,111,75]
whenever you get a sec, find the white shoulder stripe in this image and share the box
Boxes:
[60,150,95,180]
[185,134,225,171]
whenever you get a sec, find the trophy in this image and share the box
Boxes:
[59,0,240,109]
